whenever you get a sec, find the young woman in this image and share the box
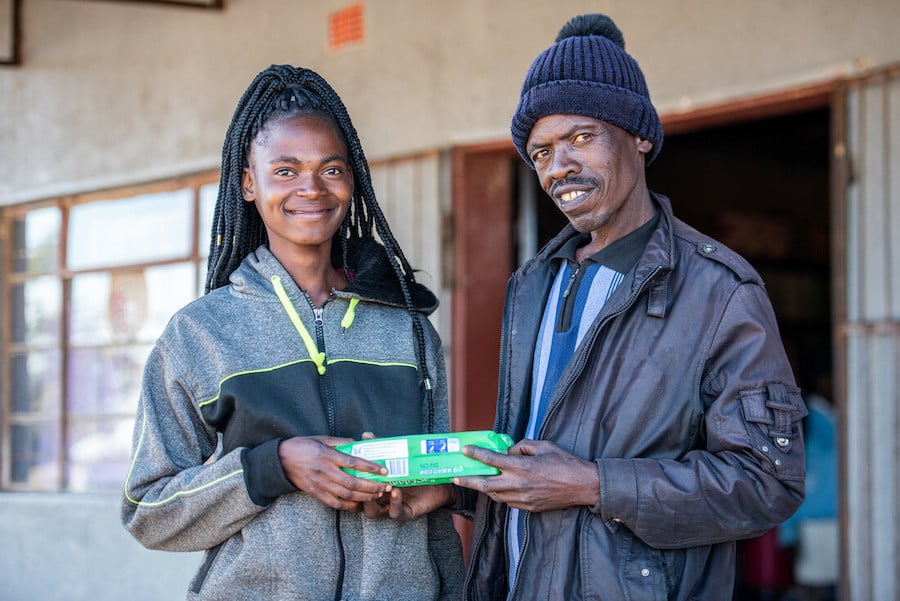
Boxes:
[122,65,463,600]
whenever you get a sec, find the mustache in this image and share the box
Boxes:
[549,176,601,198]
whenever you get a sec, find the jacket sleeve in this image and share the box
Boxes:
[596,281,807,549]
[121,339,268,552]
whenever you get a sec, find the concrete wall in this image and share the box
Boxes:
[0,493,200,601]
[2,0,899,206]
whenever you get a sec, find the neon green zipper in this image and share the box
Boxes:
[271,275,327,375]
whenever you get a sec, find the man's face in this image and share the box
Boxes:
[526,114,653,241]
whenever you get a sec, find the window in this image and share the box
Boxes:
[1,172,219,492]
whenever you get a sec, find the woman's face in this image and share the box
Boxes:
[241,113,353,259]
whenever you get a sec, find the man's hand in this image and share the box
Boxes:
[363,483,456,521]
[454,439,599,512]
[278,436,390,512]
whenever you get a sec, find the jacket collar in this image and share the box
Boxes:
[233,241,439,315]
[528,191,676,318]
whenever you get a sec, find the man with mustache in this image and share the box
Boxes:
[453,13,807,600]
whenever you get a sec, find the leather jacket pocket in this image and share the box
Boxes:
[581,514,668,601]
[739,382,807,481]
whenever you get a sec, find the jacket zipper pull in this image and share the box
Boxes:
[271,276,327,375]
[562,265,581,298]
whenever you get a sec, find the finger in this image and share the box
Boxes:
[317,487,366,512]
[316,436,356,448]
[453,476,512,505]
[462,445,515,469]
[310,468,389,499]
[340,473,392,497]
[507,440,536,455]
[453,475,497,493]
[363,498,389,519]
[320,478,388,509]
[361,431,377,440]
[334,450,389,476]
[387,487,411,521]
[508,439,551,456]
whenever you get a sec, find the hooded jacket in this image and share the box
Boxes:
[463,194,806,601]
[122,241,463,601]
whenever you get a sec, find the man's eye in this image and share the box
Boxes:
[323,167,342,176]
[574,133,592,143]
[531,149,549,163]
[274,168,292,177]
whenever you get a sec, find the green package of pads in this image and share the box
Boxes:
[337,430,513,487]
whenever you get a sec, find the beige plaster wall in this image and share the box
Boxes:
[1,0,899,205]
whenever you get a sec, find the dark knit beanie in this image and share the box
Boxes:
[511,14,663,166]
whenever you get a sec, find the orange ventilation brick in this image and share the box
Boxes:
[329,2,365,50]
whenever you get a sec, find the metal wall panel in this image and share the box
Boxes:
[370,152,447,338]
[840,67,900,601]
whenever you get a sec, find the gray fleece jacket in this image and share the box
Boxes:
[122,243,463,601]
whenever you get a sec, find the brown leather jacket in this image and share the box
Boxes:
[463,194,806,601]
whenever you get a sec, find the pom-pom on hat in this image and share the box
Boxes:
[511,14,663,166]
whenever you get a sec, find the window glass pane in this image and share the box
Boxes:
[199,182,218,259]
[9,277,61,344]
[70,263,196,345]
[197,259,209,294]
[67,189,193,270]
[11,207,60,273]
[144,262,198,337]
[10,422,60,489]
[10,351,61,415]
[67,417,134,492]
[68,345,151,416]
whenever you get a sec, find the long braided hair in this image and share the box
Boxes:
[206,64,435,430]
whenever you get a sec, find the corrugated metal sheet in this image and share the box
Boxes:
[370,151,449,339]
[838,66,900,601]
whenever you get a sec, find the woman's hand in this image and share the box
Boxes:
[363,483,457,521]
[278,435,391,512]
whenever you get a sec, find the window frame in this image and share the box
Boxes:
[0,170,220,491]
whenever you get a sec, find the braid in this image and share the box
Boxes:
[206,65,434,431]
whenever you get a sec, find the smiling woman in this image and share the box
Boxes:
[121,64,464,601]
[241,113,354,302]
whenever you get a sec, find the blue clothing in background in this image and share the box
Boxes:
[779,393,837,547]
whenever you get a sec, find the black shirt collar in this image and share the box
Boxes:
[551,210,660,274]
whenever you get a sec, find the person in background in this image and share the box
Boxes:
[779,363,838,601]
[453,14,807,600]
[121,64,462,601]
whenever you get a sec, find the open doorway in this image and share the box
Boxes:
[648,108,834,601]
